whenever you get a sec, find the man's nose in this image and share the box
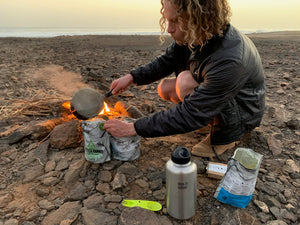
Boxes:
[167,22,175,34]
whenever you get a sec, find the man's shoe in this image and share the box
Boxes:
[191,135,237,158]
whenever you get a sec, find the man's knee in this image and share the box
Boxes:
[157,78,180,102]
[176,70,199,101]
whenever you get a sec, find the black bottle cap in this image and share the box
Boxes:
[171,146,191,164]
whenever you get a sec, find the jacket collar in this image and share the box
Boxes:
[189,24,230,62]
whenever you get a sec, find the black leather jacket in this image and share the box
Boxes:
[131,25,265,145]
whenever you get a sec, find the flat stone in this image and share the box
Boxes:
[41,201,81,225]
[111,172,127,191]
[0,193,14,208]
[153,188,166,201]
[254,200,269,213]
[119,207,161,225]
[99,170,112,182]
[104,194,122,203]
[38,199,55,211]
[135,179,149,189]
[96,182,111,194]
[66,183,89,201]
[102,160,122,170]
[42,177,60,186]
[270,207,281,219]
[236,210,261,225]
[267,135,282,156]
[150,179,162,191]
[283,159,299,173]
[44,160,56,172]
[22,165,44,183]
[64,158,85,184]
[83,193,104,209]
[266,196,281,208]
[81,208,118,225]
[25,209,40,221]
[3,219,19,225]
[117,162,138,176]
[266,220,288,225]
[35,187,50,197]
[55,158,69,171]
[34,140,49,165]
[7,120,56,144]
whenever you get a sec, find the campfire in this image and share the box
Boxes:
[62,101,121,120]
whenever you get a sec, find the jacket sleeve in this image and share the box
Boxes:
[134,59,247,137]
[130,41,190,85]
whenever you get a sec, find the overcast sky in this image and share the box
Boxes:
[0,0,299,31]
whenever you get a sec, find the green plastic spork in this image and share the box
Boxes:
[121,199,162,211]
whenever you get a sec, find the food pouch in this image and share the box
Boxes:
[82,119,111,163]
[214,148,263,208]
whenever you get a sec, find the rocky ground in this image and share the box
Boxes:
[0,32,299,225]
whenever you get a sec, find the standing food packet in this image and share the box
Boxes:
[82,119,111,163]
[214,148,263,208]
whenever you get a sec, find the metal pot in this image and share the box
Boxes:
[71,88,104,120]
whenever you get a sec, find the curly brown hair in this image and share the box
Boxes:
[160,0,231,48]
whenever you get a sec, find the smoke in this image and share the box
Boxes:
[32,65,88,97]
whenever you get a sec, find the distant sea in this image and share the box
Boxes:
[0,27,161,38]
[0,27,295,38]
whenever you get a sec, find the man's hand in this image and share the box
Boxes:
[103,119,137,137]
[110,74,134,95]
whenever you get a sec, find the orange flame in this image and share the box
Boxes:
[62,102,71,109]
[99,102,110,115]
[62,101,112,116]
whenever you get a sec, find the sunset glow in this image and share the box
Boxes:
[0,0,299,32]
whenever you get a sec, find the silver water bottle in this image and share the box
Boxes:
[166,146,197,220]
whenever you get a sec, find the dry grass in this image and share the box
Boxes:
[0,97,65,120]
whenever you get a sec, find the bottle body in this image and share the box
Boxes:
[166,159,197,220]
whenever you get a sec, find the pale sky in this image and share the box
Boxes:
[0,0,299,31]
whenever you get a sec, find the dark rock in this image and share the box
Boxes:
[104,194,122,203]
[266,220,288,225]
[285,118,300,130]
[64,157,85,184]
[41,201,81,225]
[81,208,118,225]
[22,165,44,183]
[55,158,69,171]
[98,170,112,182]
[266,196,281,208]
[119,207,161,225]
[83,193,104,209]
[7,120,56,144]
[50,120,82,149]
[111,172,127,191]
[35,186,50,197]
[117,162,139,177]
[34,140,49,165]
[38,199,55,211]
[150,179,163,191]
[96,182,111,194]
[267,135,283,156]
[236,210,261,225]
[153,188,166,200]
[146,171,166,182]
[0,193,14,208]
[66,183,89,201]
